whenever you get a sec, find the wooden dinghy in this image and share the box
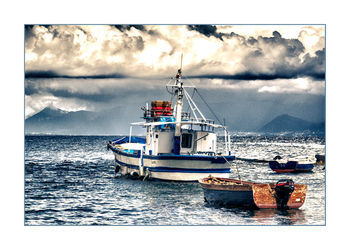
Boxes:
[198,177,307,209]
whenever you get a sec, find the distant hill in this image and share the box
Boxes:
[25,107,130,135]
[259,114,325,133]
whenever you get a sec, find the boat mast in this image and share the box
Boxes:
[174,54,183,154]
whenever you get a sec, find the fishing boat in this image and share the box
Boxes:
[269,159,314,173]
[198,176,307,209]
[107,59,235,181]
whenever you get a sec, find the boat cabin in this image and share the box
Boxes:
[145,126,217,156]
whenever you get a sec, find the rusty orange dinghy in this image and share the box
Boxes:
[198,177,307,209]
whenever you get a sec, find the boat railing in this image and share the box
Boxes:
[184,117,214,124]
[143,110,192,120]
[143,109,174,119]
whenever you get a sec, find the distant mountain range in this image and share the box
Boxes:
[259,114,325,133]
[25,107,130,135]
[25,108,325,135]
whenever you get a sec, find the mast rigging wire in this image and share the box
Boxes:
[194,88,224,126]
[182,76,224,126]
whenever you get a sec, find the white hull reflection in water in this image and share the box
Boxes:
[25,134,325,225]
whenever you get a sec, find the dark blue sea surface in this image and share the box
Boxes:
[25,134,325,225]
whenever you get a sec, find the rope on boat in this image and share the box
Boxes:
[142,168,150,181]
[235,157,269,163]
[222,155,242,183]
[194,88,224,126]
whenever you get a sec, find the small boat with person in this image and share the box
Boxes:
[198,176,307,209]
[269,156,314,173]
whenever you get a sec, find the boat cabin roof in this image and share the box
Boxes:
[118,143,145,150]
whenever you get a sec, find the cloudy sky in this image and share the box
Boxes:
[25,24,325,132]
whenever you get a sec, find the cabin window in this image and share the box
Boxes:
[181,133,192,148]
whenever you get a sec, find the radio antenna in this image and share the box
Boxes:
[180,53,183,71]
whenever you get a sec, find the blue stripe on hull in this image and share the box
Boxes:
[148,167,230,173]
[114,158,230,173]
[295,164,314,171]
[269,160,297,171]
[203,189,255,208]
[108,144,235,162]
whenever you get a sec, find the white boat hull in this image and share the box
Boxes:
[112,150,233,181]
[119,165,230,181]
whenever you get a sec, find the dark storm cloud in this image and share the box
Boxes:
[272,31,282,38]
[24,82,38,96]
[25,70,60,78]
[26,85,116,102]
[241,32,306,78]
[257,31,305,57]
[240,34,322,80]
[25,25,40,46]
[25,25,34,38]
[46,89,117,102]
[187,25,243,41]
[188,25,218,37]
[25,70,126,79]
[113,25,162,38]
[25,24,53,39]
[25,78,168,107]
[183,27,325,81]
[189,73,295,80]
[113,25,146,32]
[299,48,325,80]
[190,47,325,81]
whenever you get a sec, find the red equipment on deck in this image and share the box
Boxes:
[151,101,172,117]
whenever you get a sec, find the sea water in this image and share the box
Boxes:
[24,134,325,225]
